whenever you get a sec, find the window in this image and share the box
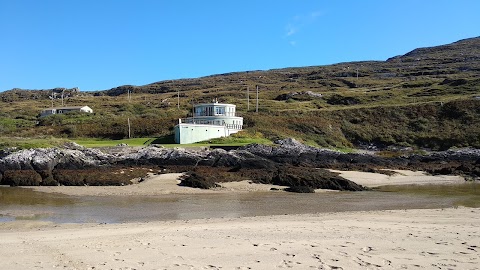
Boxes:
[215,106,225,115]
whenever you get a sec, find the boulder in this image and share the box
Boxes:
[179,172,217,189]
[273,166,365,191]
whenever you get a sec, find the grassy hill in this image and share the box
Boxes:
[1,37,479,150]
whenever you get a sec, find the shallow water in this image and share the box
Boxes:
[2,185,474,224]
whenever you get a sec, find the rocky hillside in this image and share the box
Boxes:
[96,37,480,97]
[0,37,479,149]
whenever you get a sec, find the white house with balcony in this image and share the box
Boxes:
[174,100,243,144]
[40,106,93,117]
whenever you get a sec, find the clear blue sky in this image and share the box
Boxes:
[1,0,479,92]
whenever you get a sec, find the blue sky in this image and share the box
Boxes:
[1,0,479,92]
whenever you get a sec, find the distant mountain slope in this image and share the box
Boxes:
[96,37,480,97]
[388,36,480,63]
[2,37,479,99]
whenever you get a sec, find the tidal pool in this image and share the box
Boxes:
[1,183,478,224]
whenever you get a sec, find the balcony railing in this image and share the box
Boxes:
[188,112,242,117]
[178,118,243,130]
[225,123,243,130]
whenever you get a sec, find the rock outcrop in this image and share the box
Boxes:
[0,139,478,191]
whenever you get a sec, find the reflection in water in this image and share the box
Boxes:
[0,187,77,222]
[0,185,475,224]
[0,187,75,206]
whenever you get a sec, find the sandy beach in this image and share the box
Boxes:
[330,169,465,188]
[25,169,466,197]
[2,170,477,269]
[25,173,291,196]
[0,207,478,269]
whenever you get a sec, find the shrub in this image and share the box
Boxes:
[38,114,66,126]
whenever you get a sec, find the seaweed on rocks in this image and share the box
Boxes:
[285,186,315,193]
[176,164,367,192]
[2,170,42,186]
[179,172,218,189]
[273,166,366,191]
[52,169,138,186]
[0,139,479,187]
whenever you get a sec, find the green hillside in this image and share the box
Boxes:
[1,37,479,150]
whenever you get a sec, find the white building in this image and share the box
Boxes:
[174,101,243,144]
[40,106,93,117]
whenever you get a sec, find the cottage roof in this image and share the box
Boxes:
[42,106,90,111]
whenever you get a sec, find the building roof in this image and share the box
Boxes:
[194,102,236,107]
[42,106,90,111]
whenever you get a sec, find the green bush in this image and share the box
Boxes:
[38,114,66,126]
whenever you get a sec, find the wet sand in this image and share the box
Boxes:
[0,207,478,269]
[25,173,291,196]
[2,170,477,269]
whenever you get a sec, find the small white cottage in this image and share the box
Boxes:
[40,106,93,117]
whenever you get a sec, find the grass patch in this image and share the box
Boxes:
[204,136,272,145]
[195,130,273,145]
[332,147,357,153]
[74,135,271,148]
[73,137,157,147]
[0,137,69,150]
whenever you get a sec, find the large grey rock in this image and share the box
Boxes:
[0,144,114,172]
[1,138,479,186]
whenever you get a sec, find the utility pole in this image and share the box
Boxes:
[127,117,131,138]
[256,85,259,113]
[247,86,250,111]
[177,89,180,109]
